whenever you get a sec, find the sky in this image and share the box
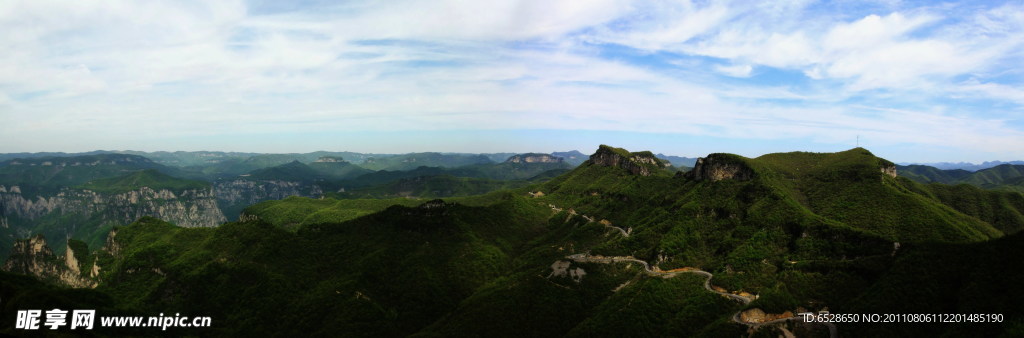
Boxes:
[1,0,1022,163]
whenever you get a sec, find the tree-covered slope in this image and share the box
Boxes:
[78,169,210,194]
[332,175,534,199]
[307,160,374,180]
[358,153,494,171]
[840,231,1024,337]
[91,196,558,337]
[899,163,1024,192]
[0,154,171,197]
[896,164,972,184]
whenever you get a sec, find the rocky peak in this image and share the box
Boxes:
[3,235,54,275]
[104,228,121,257]
[688,154,755,181]
[505,153,564,164]
[588,145,667,176]
[2,235,97,288]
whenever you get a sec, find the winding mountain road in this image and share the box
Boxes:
[568,253,837,337]
[545,201,837,337]
[547,203,631,237]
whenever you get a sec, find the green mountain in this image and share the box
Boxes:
[551,150,588,166]
[332,175,535,199]
[87,197,556,336]
[336,157,573,191]
[114,150,262,167]
[4,146,1024,336]
[0,155,225,258]
[244,161,324,182]
[358,152,494,171]
[0,154,170,197]
[962,164,1024,189]
[0,150,112,162]
[840,231,1024,337]
[896,164,972,184]
[307,159,374,180]
[655,152,698,167]
[78,169,210,195]
[899,164,1024,192]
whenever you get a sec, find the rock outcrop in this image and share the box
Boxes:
[505,153,564,164]
[0,185,226,229]
[880,163,897,178]
[588,145,667,176]
[688,154,755,181]
[547,260,586,283]
[738,308,794,323]
[214,179,323,211]
[2,235,97,288]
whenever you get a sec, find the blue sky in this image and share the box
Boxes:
[0,0,1022,162]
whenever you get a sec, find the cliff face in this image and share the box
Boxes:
[0,185,226,228]
[505,154,564,164]
[2,235,97,288]
[688,154,755,181]
[880,164,898,178]
[588,145,667,176]
[214,179,323,207]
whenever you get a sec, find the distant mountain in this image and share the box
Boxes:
[307,159,374,181]
[655,153,698,168]
[0,154,171,196]
[213,161,330,221]
[0,162,225,257]
[0,150,584,180]
[901,160,1024,171]
[0,150,113,162]
[114,150,262,167]
[483,152,518,163]
[899,164,1024,192]
[78,169,209,194]
[359,152,494,171]
[245,161,324,182]
[337,160,573,191]
[895,164,972,184]
[333,175,534,199]
[116,150,394,169]
[187,152,379,179]
[551,150,587,166]
[961,164,1024,187]
[505,153,563,163]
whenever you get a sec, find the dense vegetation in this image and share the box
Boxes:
[357,152,495,171]
[0,154,171,197]
[78,169,210,194]
[89,196,577,336]
[900,163,1024,192]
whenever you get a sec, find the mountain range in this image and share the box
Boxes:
[1,145,1022,336]
[900,160,1024,171]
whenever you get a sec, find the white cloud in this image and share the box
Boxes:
[954,80,1024,105]
[585,0,734,50]
[590,4,1023,94]
[0,0,1022,161]
[714,64,753,77]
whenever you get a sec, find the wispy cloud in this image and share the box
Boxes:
[0,0,1022,162]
